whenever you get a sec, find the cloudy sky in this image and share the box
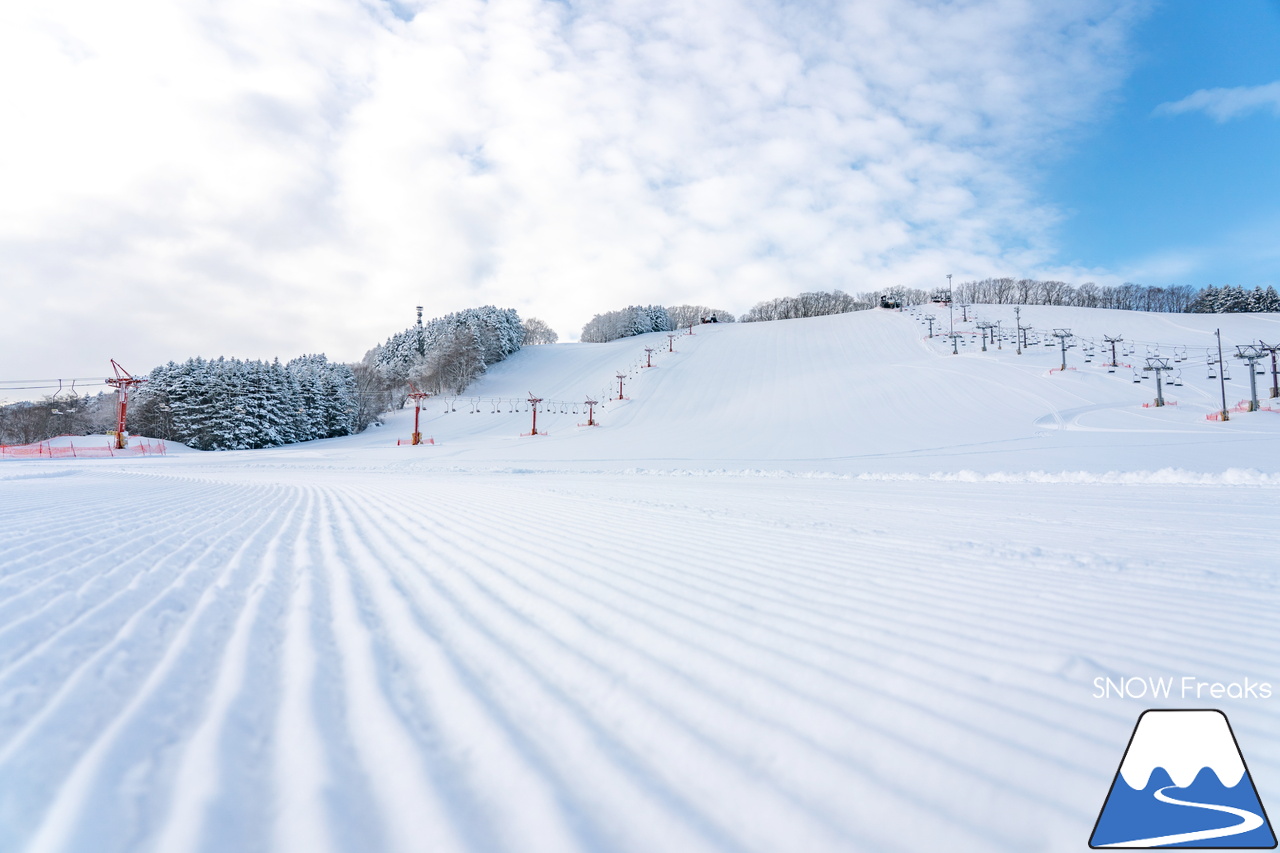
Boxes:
[1,0,1277,390]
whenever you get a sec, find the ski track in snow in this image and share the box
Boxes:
[3,309,1280,853]
[2,470,1278,853]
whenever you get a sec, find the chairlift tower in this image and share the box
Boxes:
[1017,323,1032,354]
[644,347,655,368]
[1235,345,1265,412]
[667,333,676,352]
[527,393,545,435]
[924,314,936,338]
[583,397,598,427]
[105,360,147,449]
[1143,357,1172,407]
[976,321,994,352]
[960,303,972,323]
[1103,335,1123,368]
[1258,340,1280,399]
[616,373,626,400]
[406,384,431,445]
[1052,329,1073,371]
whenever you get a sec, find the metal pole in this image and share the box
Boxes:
[1262,341,1279,398]
[1216,329,1229,421]
[947,274,954,354]
[1249,358,1260,411]
[1237,347,1261,412]
[1014,306,1021,355]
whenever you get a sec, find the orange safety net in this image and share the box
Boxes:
[0,437,167,459]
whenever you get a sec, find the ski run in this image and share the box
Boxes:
[3,306,1280,853]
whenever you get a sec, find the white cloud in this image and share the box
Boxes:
[1154,81,1280,122]
[0,0,1143,383]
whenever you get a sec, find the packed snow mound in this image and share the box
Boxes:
[355,307,1280,474]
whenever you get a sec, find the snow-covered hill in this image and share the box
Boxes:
[2,307,1278,853]
[349,306,1280,474]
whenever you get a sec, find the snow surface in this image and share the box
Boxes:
[2,307,1280,853]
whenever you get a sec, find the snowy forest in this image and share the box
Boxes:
[125,354,362,451]
[943,278,1280,313]
[0,391,117,446]
[1186,284,1280,313]
[366,305,525,394]
[580,305,675,343]
[740,290,876,322]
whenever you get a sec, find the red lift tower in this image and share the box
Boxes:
[407,384,431,445]
[105,360,146,449]
[525,393,545,435]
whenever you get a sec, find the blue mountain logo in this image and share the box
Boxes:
[1091,709,1276,848]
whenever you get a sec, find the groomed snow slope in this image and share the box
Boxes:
[336,306,1280,473]
[2,308,1279,853]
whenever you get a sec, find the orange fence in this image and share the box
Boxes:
[1205,401,1279,421]
[0,437,167,459]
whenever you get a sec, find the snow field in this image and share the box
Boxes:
[2,307,1279,852]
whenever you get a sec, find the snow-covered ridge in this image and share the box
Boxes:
[1119,710,1247,790]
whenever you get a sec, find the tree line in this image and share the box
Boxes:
[365,305,526,397]
[1187,284,1280,313]
[125,354,362,451]
[740,290,876,322]
[0,391,117,446]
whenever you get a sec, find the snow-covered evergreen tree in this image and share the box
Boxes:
[580,305,674,343]
[367,306,525,393]
[129,353,361,450]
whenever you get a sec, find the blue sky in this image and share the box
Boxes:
[0,0,1277,386]
[1045,0,1280,287]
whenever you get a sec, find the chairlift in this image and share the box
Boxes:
[1173,370,1183,387]
[1207,361,1218,380]
[1132,368,1142,383]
